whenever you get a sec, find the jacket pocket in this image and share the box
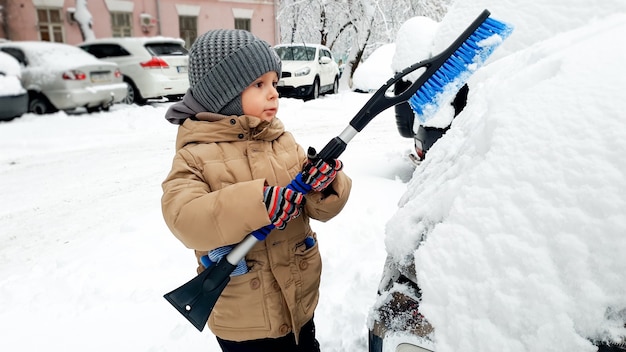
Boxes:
[209,270,270,330]
[295,238,322,315]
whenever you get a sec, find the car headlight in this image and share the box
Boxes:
[294,67,311,77]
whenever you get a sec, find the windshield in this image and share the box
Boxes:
[275,46,316,61]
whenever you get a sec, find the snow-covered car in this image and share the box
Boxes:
[388,16,469,166]
[79,37,189,105]
[368,16,467,352]
[395,80,468,165]
[274,43,340,100]
[0,51,28,121]
[368,12,625,352]
[0,41,127,114]
[369,255,435,352]
[352,43,396,93]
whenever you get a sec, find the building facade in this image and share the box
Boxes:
[0,0,279,48]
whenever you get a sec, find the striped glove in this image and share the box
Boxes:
[303,158,343,192]
[263,186,305,230]
[205,246,248,276]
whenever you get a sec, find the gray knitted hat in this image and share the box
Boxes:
[188,29,282,115]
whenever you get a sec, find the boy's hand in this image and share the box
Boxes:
[302,158,343,192]
[263,186,305,230]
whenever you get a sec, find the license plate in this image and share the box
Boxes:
[91,72,110,83]
[177,66,188,73]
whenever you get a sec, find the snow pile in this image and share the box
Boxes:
[391,16,439,78]
[352,43,396,92]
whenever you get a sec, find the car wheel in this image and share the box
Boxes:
[330,76,339,94]
[308,78,320,100]
[123,79,146,105]
[122,82,135,105]
[86,105,101,113]
[29,94,57,115]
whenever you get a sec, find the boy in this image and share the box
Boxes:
[161,29,351,351]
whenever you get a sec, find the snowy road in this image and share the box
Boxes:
[0,92,413,351]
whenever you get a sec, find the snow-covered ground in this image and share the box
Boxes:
[0,94,411,351]
[1,0,625,351]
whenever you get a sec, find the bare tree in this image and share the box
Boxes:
[74,0,96,42]
[277,0,451,84]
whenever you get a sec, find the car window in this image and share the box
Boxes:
[321,49,332,59]
[0,51,22,76]
[275,46,316,61]
[145,43,188,56]
[81,44,130,59]
[0,48,28,66]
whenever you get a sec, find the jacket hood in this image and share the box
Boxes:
[175,112,285,151]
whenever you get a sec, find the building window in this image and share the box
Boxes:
[234,18,251,31]
[36,8,64,42]
[111,12,132,37]
[179,16,197,49]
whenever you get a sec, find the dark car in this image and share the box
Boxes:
[368,255,435,352]
[369,69,626,352]
[366,80,468,352]
[394,79,469,165]
[0,51,28,121]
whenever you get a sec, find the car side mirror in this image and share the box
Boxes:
[319,56,332,65]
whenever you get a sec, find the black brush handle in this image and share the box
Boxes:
[347,9,491,133]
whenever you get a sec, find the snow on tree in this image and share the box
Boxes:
[72,0,95,42]
[277,0,452,84]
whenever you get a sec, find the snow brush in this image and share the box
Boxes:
[163,9,513,332]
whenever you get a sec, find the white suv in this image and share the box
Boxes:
[274,43,340,100]
[79,37,189,105]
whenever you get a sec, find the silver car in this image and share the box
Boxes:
[0,41,127,114]
[78,37,189,105]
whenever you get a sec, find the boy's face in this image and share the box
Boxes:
[241,71,280,122]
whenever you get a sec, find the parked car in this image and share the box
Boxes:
[274,43,340,100]
[368,254,435,352]
[367,16,468,352]
[395,80,469,165]
[352,44,396,93]
[368,76,468,352]
[79,37,189,105]
[0,41,127,114]
[0,51,28,121]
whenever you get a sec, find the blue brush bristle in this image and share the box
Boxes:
[409,16,513,123]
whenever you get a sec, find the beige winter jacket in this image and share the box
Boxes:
[161,112,351,342]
